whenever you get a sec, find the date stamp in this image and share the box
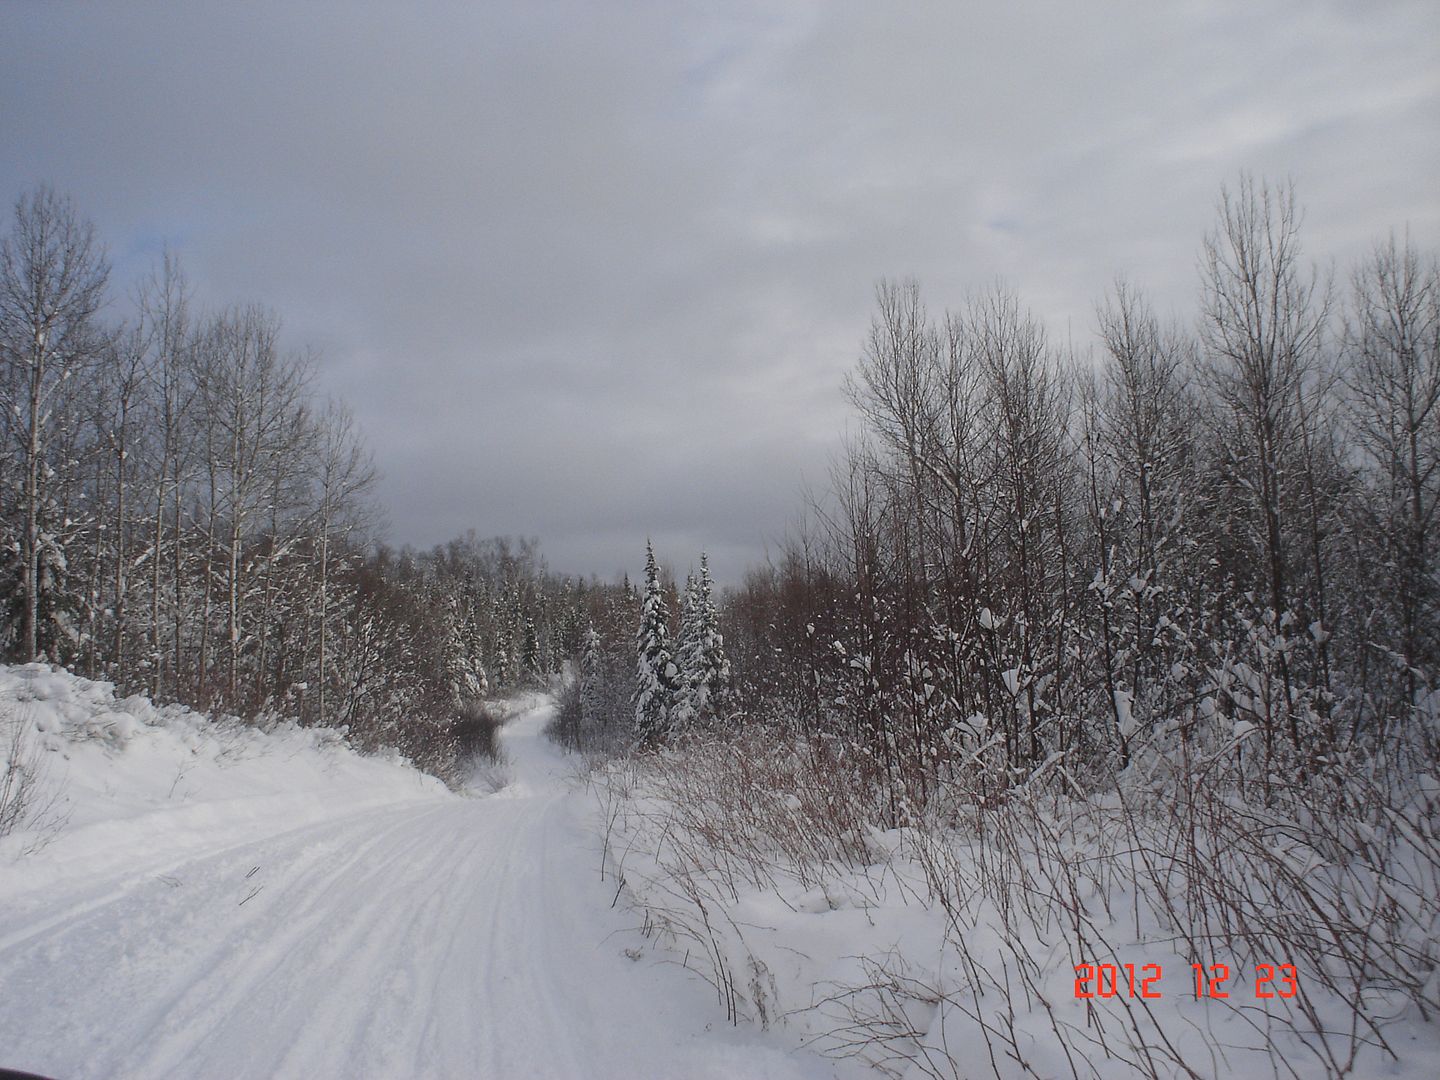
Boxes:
[1073,963,1299,1000]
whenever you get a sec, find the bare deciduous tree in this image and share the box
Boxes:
[0,186,110,660]
[1199,174,1330,751]
[1346,235,1440,732]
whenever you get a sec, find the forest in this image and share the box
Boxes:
[567,176,1437,797]
[0,185,626,780]
[3,175,1438,1074]
[561,177,1440,1076]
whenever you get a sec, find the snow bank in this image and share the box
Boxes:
[0,663,448,896]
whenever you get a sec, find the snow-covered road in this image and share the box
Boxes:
[1,701,841,1080]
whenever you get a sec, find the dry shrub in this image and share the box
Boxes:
[452,699,508,763]
[0,714,41,839]
[421,698,524,789]
[639,727,886,889]
[859,736,1440,1079]
[601,719,1440,1079]
[1,706,67,854]
[595,727,894,1025]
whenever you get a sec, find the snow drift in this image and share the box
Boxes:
[0,662,448,892]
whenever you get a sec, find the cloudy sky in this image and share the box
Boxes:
[4,1,1437,583]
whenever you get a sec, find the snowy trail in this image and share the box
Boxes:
[1,702,841,1080]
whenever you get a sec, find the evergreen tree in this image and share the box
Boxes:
[443,595,487,705]
[689,553,730,721]
[580,622,604,743]
[493,626,512,687]
[491,585,521,687]
[521,615,542,679]
[672,572,701,730]
[634,540,678,743]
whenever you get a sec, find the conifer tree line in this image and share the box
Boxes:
[0,185,600,776]
[633,541,730,742]
[716,176,1437,814]
[559,541,731,752]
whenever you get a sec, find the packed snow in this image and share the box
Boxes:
[0,665,847,1079]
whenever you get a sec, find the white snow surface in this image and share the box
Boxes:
[0,665,844,1079]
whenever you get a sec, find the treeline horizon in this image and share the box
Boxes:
[710,174,1437,811]
[4,176,1437,798]
[0,184,646,779]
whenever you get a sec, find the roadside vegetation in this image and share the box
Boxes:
[575,177,1440,1078]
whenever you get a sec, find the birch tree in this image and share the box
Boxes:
[0,186,109,659]
[191,306,311,708]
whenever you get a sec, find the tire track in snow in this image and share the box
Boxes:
[119,803,466,1079]
[2,801,453,1077]
[2,702,847,1080]
[0,798,434,957]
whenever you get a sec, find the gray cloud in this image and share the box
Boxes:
[4,0,1437,585]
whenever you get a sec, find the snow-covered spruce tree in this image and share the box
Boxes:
[671,572,700,730]
[521,615,542,680]
[683,554,730,725]
[492,625,512,687]
[443,595,488,706]
[634,541,679,744]
[579,623,604,745]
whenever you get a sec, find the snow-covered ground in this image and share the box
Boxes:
[0,666,847,1079]
[595,738,1440,1080]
